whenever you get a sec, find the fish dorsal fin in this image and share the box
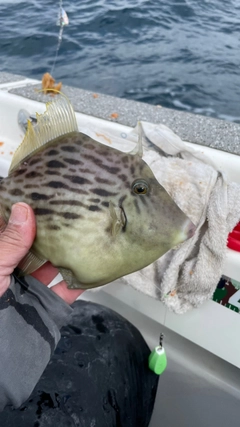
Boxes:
[129,122,143,157]
[9,95,78,174]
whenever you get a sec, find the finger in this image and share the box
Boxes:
[0,203,36,295]
[30,262,59,286]
[50,281,84,305]
[31,263,84,304]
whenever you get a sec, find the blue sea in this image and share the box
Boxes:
[0,0,240,122]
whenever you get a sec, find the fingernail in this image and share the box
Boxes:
[10,203,28,224]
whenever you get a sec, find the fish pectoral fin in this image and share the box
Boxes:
[59,267,81,289]
[18,250,47,275]
[109,201,125,237]
[9,94,78,174]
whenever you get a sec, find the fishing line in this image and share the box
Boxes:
[50,0,69,75]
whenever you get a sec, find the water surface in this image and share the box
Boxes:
[0,0,240,121]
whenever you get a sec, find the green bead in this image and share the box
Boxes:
[148,346,167,375]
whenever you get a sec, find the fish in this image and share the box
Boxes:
[0,95,195,289]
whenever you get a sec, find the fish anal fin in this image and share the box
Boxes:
[9,95,78,174]
[18,250,47,275]
[59,267,82,289]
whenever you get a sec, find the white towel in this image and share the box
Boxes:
[118,122,240,314]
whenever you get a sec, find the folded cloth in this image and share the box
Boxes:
[118,122,240,314]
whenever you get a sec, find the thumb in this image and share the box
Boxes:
[0,203,36,296]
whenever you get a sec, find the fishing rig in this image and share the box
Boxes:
[50,0,69,75]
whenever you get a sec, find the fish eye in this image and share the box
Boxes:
[132,180,149,195]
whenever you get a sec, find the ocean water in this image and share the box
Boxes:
[0,0,240,122]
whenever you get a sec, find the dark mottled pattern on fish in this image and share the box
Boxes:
[47,149,59,156]
[61,145,78,152]
[0,133,153,233]
[29,158,42,166]
[14,169,27,176]
[0,127,192,290]
[101,201,109,207]
[46,170,61,175]
[25,171,43,179]
[46,160,65,168]
[89,205,101,212]
[63,175,92,185]
[64,158,82,165]
[49,200,87,208]
[34,208,55,216]
[29,193,50,201]
[9,188,24,196]
[48,224,61,231]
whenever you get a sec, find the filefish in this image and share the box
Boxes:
[0,96,195,289]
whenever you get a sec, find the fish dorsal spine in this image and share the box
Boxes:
[129,121,143,157]
[9,95,78,174]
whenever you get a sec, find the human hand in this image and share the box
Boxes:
[0,203,84,303]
